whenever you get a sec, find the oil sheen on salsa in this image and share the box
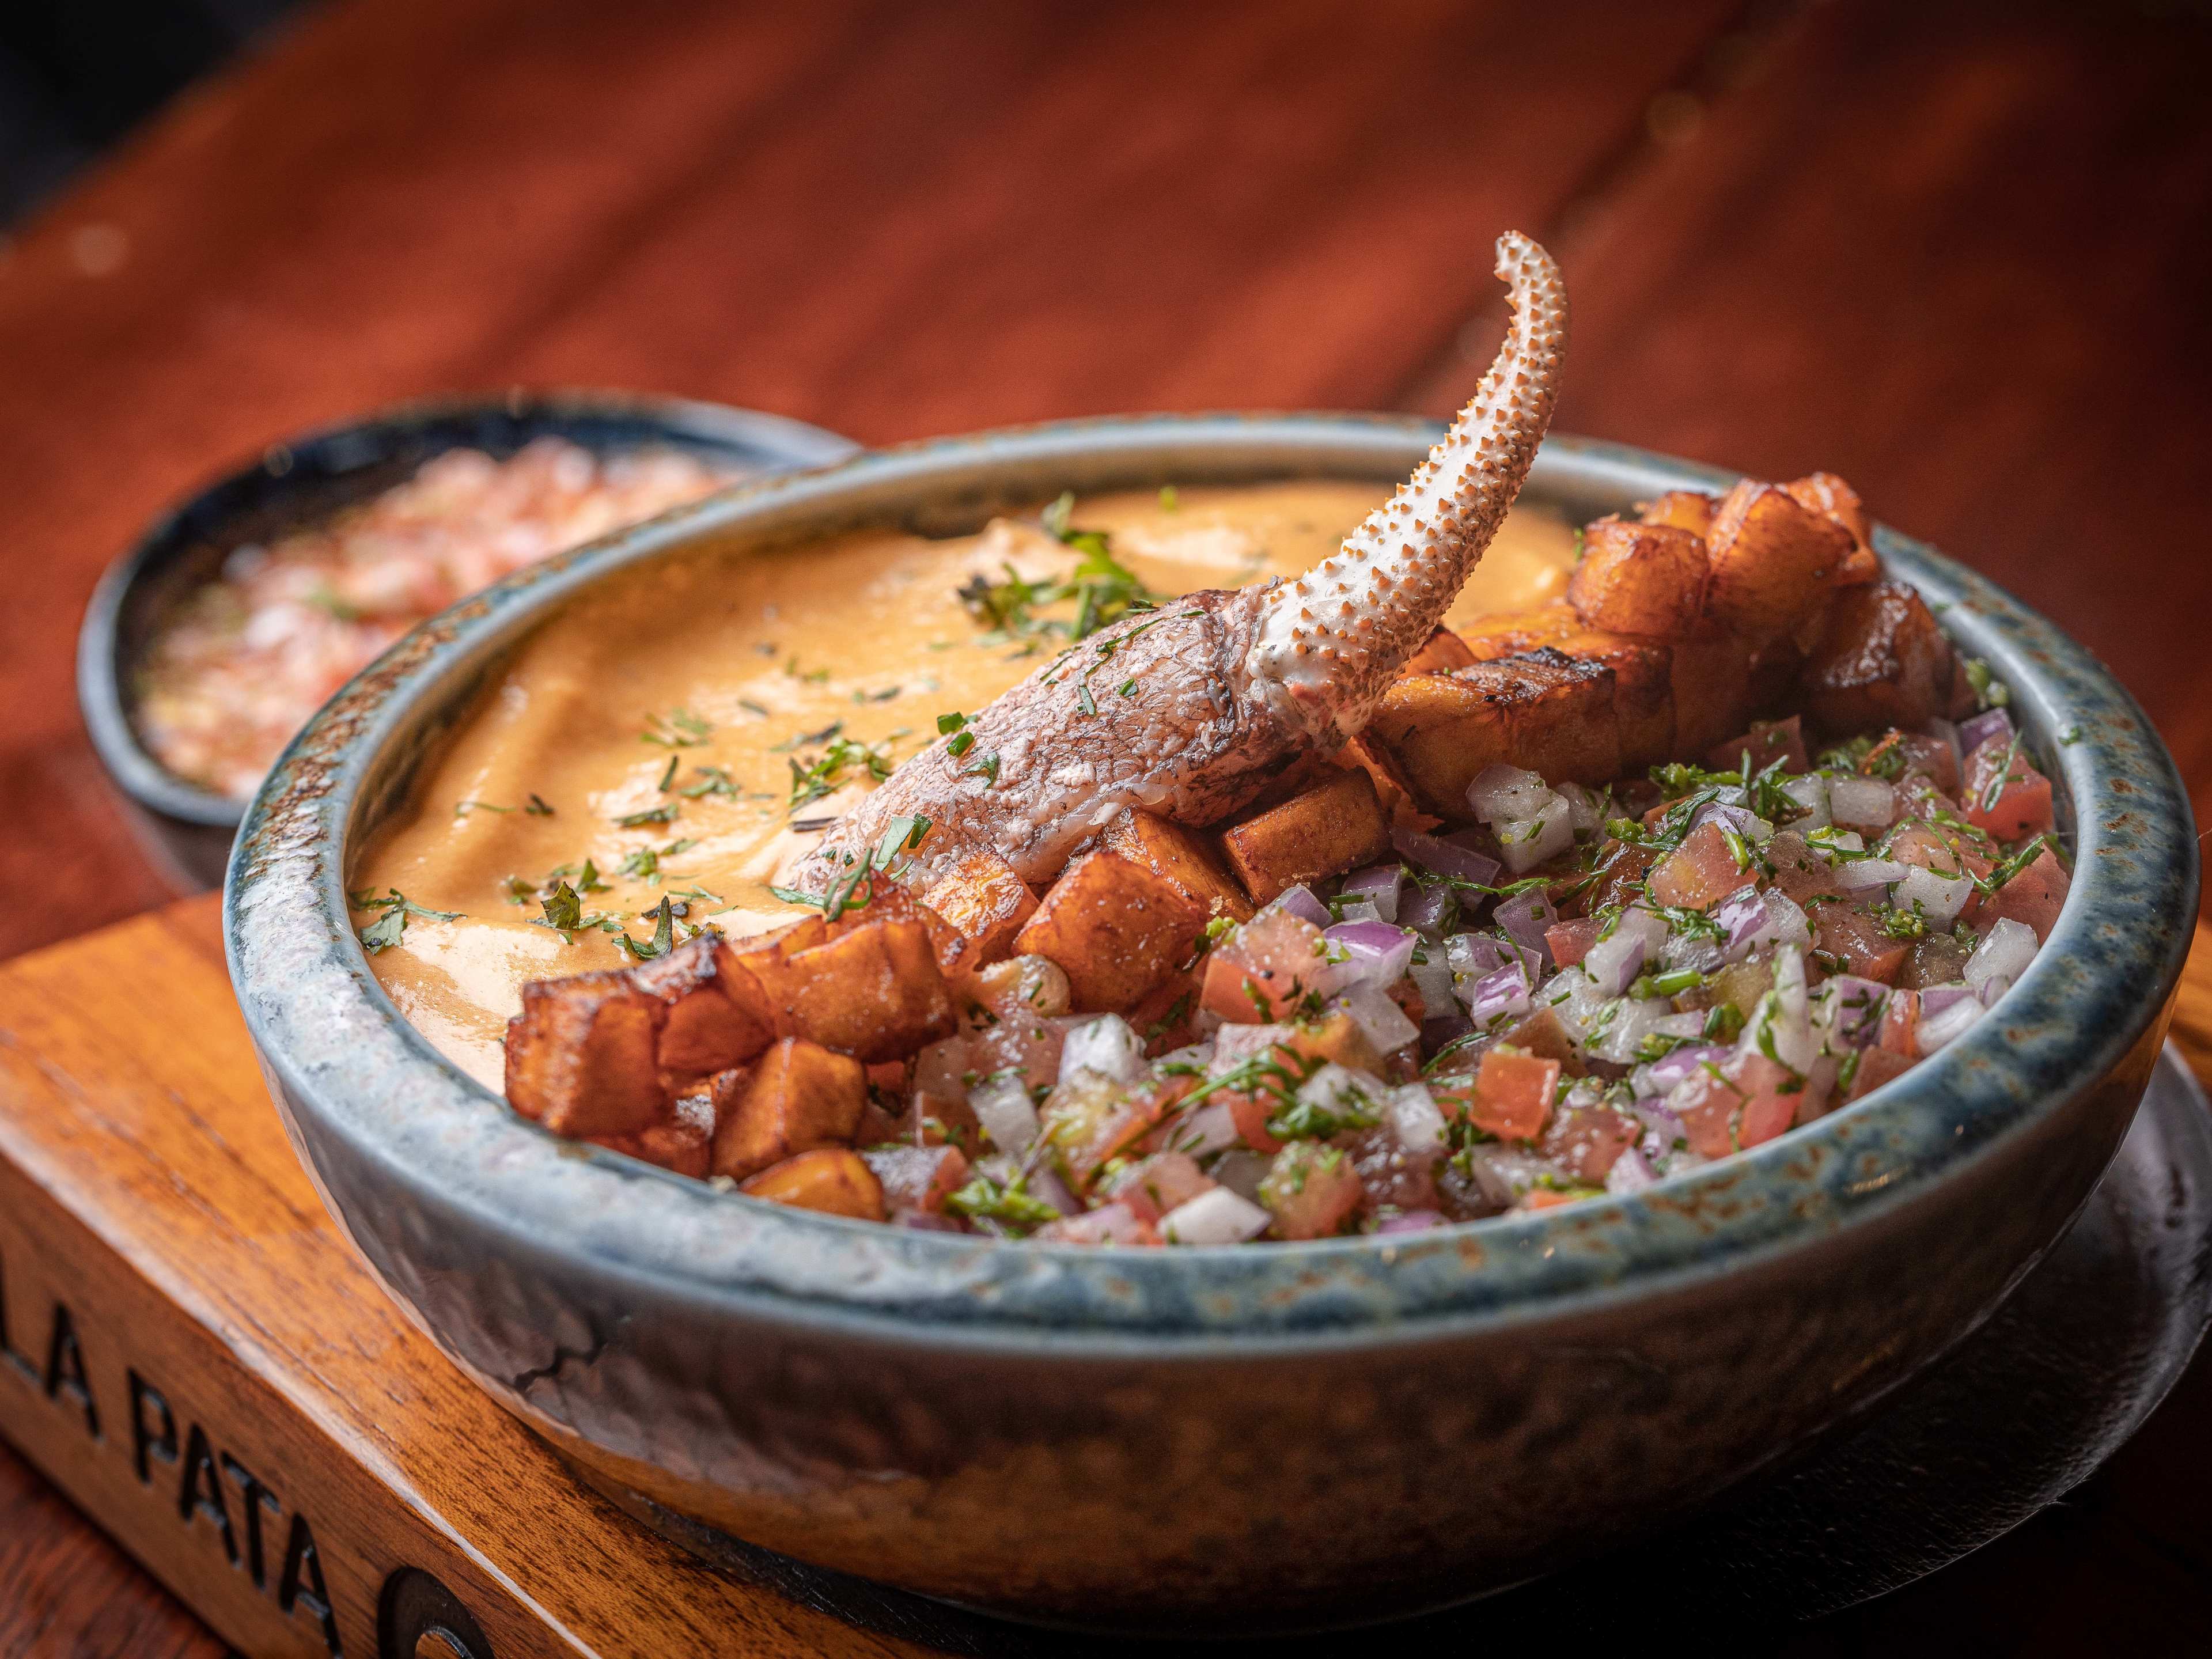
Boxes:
[357,483,1575,1087]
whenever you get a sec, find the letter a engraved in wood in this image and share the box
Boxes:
[176,1421,239,1567]
[279,1510,344,1656]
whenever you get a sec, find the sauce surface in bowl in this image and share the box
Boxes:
[355,482,1575,1085]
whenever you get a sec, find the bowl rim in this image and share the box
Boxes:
[224,412,2200,1346]
[77,387,858,830]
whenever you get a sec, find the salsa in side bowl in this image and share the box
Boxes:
[226,416,2194,1630]
[78,389,855,888]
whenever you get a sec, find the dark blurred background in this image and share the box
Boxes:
[0,1,296,218]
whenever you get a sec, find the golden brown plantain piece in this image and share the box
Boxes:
[1218,766,1393,904]
[1639,490,1718,537]
[1102,807,1254,921]
[1567,518,1710,638]
[1370,647,1620,821]
[1459,605,1675,771]
[1400,624,1478,676]
[1797,577,1963,734]
[738,1147,886,1221]
[920,851,1039,971]
[1014,847,1209,1012]
[505,969,668,1139]
[1700,479,1858,646]
[628,933,775,1086]
[750,915,958,1062]
[711,1037,868,1181]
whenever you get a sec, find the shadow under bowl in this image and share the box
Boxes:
[224,415,2198,1632]
[78,388,856,890]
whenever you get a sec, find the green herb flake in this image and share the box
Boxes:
[641,707,712,748]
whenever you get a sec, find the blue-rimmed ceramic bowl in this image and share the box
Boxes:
[224,416,2196,1632]
[78,388,856,891]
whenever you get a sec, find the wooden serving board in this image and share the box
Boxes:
[3,893,2211,1658]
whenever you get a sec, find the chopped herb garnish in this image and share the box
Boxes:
[525,793,555,816]
[349,888,459,952]
[963,750,1001,784]
[641,707,711,748]
[615,803,680,829]
[680,766,741,799]
[615,897,676,961]
[657,755,679,792]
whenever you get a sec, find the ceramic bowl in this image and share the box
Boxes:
[78,389,856,890]
[224,416,2197,1632]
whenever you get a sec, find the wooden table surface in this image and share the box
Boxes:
[1,0,2207,1652]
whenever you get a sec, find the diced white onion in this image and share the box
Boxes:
[1175,1100,1242,1157]
[1498,793,1573,873]
[1296,1062,1386,1118]
[1387,1084,1447,1155]
[1589,995,1674,1066]
[1605,1148,1657,1196]
[1213,1022,1293,1069]
[1829,775,1897,829]
[1340,981,1421,1055]
[1762,889,1812,949]
[1557,782,1605,835]
[1965,916,2039,994]
[1161,1187,1272,1245]
[1894,863,1975,927]
[1467,763,1554,825]
[1059,1014,1147,1085]
[1541,965,1608,1040]
[1782,774,1831,828]
[1808,827,1864,861]
[1408,953,1455,1014]
[1834,857,1910,892]
[969,1074,1040,1157]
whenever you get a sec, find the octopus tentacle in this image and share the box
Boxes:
[1249,229,1569,738]
[795,230,1567,892]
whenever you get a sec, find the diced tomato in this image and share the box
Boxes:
[1673,1054,1796,1159]
[1810,902,1908,984]
[1044,1072,1163,1188]
[1962,740,2055,842]
[1103,1152,1215,1224]
[1844,1045,1915,1102]
[1648,820,1752,911]
[1258,1142,1365,1240]
[1866,730,1959,794]
[1544,915,1603,969]
[1520,1188,1584,1211]
[1225,1089,1285,1153]
[1033,1203,1160,1245]
[1762,830,1832,906]
[1198,908,1329,1023]
[1884,821,1976,881]
[971,1013,1071,1094]
[1878,987,1919,1058]
[1540,1106,1637,1184]
[1973,846,2070,943]
[1471,1047,1559,1141]
[1706,714,1808,775]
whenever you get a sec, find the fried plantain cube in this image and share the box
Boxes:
[1455,603,1581,660]
[921,851,1040,972]
[1701,479,1857,646]
[1639,489,1718,536]
[738,1148,886,1221]
[1342,733,1427,830]
[1014,848,1209,1012]
[1102,807,1254,921]
[1783,471,1874,566]
[751,916,957,1062]
[1567,518,1709,638]
[505,969,668,1139]
[1668,626,1762,757]
[588,1117,712,1180]
[1218,766,1393,904]
[710,1037,868,1181]
[1797,578,1961,735]
[1400,624,1478,676]
[1462,613,1675,772]
[626,932,776,1086]
[1370,649,1620,820]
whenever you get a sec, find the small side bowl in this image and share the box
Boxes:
[78,389,856,889]
[226,417,2197,1631]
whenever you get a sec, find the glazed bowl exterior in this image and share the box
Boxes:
[224,416,2197,1630]
[78,389,855,891]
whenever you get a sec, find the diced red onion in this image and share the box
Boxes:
[1650,1012,1706,1040]
[1558,783,1605,835]
[1059,1014,1146,1085]
[1820,975,1889,1048]
[1324,920,1419,987]
[1035,1202,1149,1245]
[1175,1099,1242,1157]
[1399,880,1458,936]
[1421,1012,1478,1059]
[1160,1187,1271,1245]
[1691,801,1774,844]
[1605,1148,1657,1196]
[1467,763,1553,825]
[1445,932,1508,979]
[1781,773,1831,827]
[1834,856,1910,892]
[1465,960,1533,1022]
[1918,982,1979,1016]
[1924,717,1964,774]
[1495,887,1559,960]
[1334,896,1384,926]
[1893,863,1974,927]
[1028,1166,1083,1216]
[1978,975,2012,1006]
[1392,827,1501,887]
[1408,951,1456,1014]
[1829,775,1897,829]
[1711,885,1773,963]
[1341,980,1421,1054]
[1340,862,1404,923]
[1590,996,1676,1065]
[1916,993,1984,1052]
[1376,1209,1445,1234]
[1497,794,1573,873]
[1583,928,1646,997]
[1763,889,1813,949]
[1269,884,1331,928]
[1965,915,2037,993]
[1958,706,2014,757]
[1213,1022,1293,1066]
[1637,1047,1729,1096]
[1630,1098,1690,1164]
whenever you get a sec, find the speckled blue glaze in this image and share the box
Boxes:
[226,417,2197,1628]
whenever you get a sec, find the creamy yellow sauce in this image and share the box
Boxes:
[358,483,1575,1086]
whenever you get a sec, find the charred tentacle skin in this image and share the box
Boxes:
[796,230,1568,891]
